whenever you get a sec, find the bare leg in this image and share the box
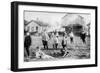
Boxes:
[63,47,69,57]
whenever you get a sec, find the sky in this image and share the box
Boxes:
[24,11,66,27]
[24,11,91,29]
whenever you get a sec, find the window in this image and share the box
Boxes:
[36,26,38,31]
[31,27,34,32]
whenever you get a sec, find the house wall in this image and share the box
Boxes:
[25,21,42,33]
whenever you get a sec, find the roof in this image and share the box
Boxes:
[25,20,49,27]
[61,14,85,26]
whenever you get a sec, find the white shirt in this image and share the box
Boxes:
[70,32,74,37]
[54,37,59,43]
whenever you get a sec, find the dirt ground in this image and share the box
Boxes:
[24,35,90,62]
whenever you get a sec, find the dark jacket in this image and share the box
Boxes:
[24,35,31,47]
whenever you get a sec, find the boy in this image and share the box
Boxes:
[54,36,59,49]
[24,32,32,59]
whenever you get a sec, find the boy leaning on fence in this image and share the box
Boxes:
[41,31,49,49]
